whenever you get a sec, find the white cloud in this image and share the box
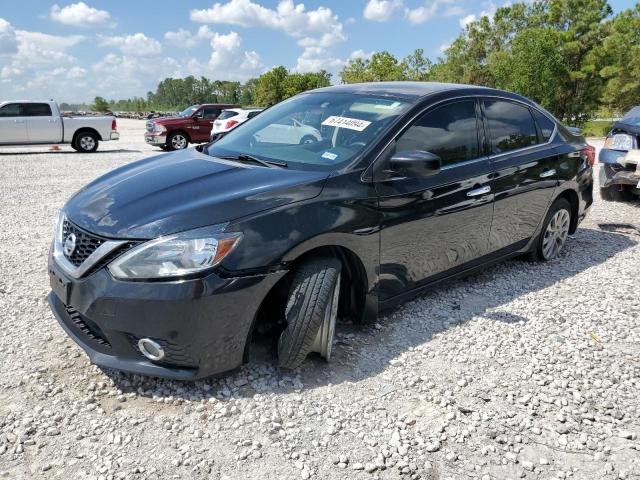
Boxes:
[0,18,17,55]
[404,2,438,24]
[350,49,375,60]
[50,2,113,28]
[100,33,162,56]
[363,0,403,22]
[191,0,344,38]
[207,31,263,75]
[459,13,476,27]
[191,0,346,77]
[164,28,199,49]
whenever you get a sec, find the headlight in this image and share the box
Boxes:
[153,123,166,133]
[604,133,635,151]
[108,225,242,280]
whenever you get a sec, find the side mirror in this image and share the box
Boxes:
[389,150,441,178]
[193,115,200,121]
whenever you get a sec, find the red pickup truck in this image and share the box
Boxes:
[145,103,239,150]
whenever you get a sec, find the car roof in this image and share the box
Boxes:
[309,81,529,103]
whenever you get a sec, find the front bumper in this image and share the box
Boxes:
[48,258,286,380]
[145,134,166,146]
[599,164,640,188]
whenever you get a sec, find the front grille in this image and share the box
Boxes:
[62,220,106,267]
[128,335,198,368]
[66,306,111,348]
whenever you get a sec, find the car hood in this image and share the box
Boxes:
[64,149,330,239]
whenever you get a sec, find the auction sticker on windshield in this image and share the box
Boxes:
[322,116,371,131]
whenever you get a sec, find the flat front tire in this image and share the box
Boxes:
[278,257,341,370]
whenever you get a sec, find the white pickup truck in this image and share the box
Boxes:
[0,101,119,152]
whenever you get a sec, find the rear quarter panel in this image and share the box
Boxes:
[62,116,113,142]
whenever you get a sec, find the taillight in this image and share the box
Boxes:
[111,118,117,131]
[582,144,596,166]
[225,120,239,129]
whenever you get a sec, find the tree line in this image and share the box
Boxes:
[95,0,639,124]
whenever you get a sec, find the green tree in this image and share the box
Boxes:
[599,4,640,112]
[91,96,110,112]
[255,66,289,106]
[489,28,568,112]
[402,49,433,81]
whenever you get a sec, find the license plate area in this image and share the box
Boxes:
[50,265,71,305]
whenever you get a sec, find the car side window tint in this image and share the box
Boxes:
[24,103,53,117]
[484,100,538,153]
[395,100,479,166]
[0,103,22,117]
[531,109,555,142]
[202,108,220,119]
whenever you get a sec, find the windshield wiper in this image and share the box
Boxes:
[218,154,288,169]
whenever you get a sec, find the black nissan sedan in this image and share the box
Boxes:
[48,82,594,380]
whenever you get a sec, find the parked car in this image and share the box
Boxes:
[0,101,119,152]
[48,82,593,380]
[598,106,640,201]
[145,103,239,151]
[210,108,263,142]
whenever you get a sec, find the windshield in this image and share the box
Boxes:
[179,105,200,117]
[207,93,411,171]
[621,106,640,127]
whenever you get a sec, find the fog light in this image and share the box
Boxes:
[138,338,165,361]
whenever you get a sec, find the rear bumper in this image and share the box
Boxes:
[110,131,120,141]
[48,258,286,380]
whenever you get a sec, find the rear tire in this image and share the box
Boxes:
[73,132,99,152]
[600,185,633,202]
[529,197,572,262]
[277,257,341,370]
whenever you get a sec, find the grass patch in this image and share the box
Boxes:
[582,120,613,137]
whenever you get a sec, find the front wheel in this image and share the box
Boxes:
[277,257,341,370]
[167,132,189,151]
[73,132,99,152]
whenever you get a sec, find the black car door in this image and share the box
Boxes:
[482,99,559,253]
[375,98,495,300]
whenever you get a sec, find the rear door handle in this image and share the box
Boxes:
[539,168,556,178]
[467,185,491,197]
[567,151,581,158]
[14,119,25,124]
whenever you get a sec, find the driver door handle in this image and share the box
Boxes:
[467,185,491,197]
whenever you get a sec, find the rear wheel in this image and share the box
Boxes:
[530,198,572,261]
[277,257,341,370]
[73,132,99,152]
[167,132,188,151]
[600,185,633,202]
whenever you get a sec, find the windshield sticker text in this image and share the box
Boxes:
[322,116,371,132]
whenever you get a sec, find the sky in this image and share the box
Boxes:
[0,0,637,103]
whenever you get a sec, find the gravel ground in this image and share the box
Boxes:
[0,119,639,480]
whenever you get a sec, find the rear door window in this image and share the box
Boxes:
[395,100,480,166]
[531,109,555,142]
[218,111,239,120]
[23,103,53,117]
[0,103,23,117]
[201,107,221,119]
[484,100,538,153]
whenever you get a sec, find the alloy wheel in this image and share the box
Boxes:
[79,136,95,151]
[542,208,570,260]
[171,134,187,149]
